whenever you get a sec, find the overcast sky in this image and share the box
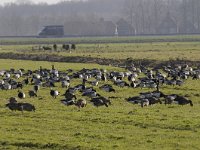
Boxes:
[0,0,73,5]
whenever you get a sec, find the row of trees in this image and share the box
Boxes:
[124,0,200,34]
[0,0,199,36]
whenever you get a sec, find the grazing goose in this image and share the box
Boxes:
[141,99,149,108]
[34,74,41,80]
[0,71,5,76]
[88,80,99,86]
[82,78,87,85]
[139,82,146,89]
[114,80,129,87]
[140,92,153,99]
[167,79,176,86]
[126,96,142,104]
[0,80,4,85]
[6,102,36,113]
[18,103,36,113]
[9,97,17,103]
[22,77,29,85]
[33,85,40,93]
[28,90,37,98]
[101,74,107,81]
[50,89,59,98]
[174,96,193,106]
[64,75,70,81]
[176,80,184,86]
[23,78,29,85]
[63,91,77,100]
[192,73,200,80]
[17,82,23,89]
[91,96,111,107]
[130,81,137,88]
[164,94,177,105]
[31,77,41,85]
[112,76,117,82]
[74,84,86,91]
[18,90,26,99]
[75,99,87,109]
[99,84,115,92]
[43,81,55,87]
[65,87,78,94]
[96,74,102,81]
[81,87,96,93]
[151,91,166,98]
[61,80,70,88]
[3,83,12,90]
[82,91,99,98]
[14,74,21,79]
[5,102,19,111]
[128,75,136,82]
[5,73,11,79]
[61,99,76,106]
[148,97,162,105]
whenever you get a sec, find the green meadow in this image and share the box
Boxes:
[0,36,200,150]
[1,40,200,62]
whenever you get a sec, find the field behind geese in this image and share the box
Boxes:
[1,36,200,65]
[0,58,200,150]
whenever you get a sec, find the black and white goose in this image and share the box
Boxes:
[174,95,193,106]
[61,91,77,106]
[99,84,115,92]
[61,80,70,88]
[91,96,111,107]
[101,74,107,81]
[63,91,77,100]
[114,80,129,87]
[3,83,12,90]
[141,99,149,108]
[130,81,137,88]
[23,78,29,85]
[164,94,177,105]
[18,90,26,99]
[126,96,142,104]
[61,99,76,106]
[50,89,59,98]
[82,91,99,98]
[89,80,99,86]
[14,74,21,79]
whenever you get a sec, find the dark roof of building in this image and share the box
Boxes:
[44,25,64,27]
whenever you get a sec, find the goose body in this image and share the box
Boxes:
[91,97,111,107]
[50,89,59,98]
[29,90,37,98]
[18,91,26,99]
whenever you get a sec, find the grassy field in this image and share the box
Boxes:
[0,59,200,150]
[1,42,200,62]
[1,35,200,45]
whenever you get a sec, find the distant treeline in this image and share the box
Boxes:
[0,0,199,36]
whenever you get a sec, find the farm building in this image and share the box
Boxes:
[38,25,64,37]
[116,18,135,36]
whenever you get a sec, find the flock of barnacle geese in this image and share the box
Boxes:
[1,64,199,112]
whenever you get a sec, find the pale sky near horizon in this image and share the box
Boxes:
[0,0,73,5]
